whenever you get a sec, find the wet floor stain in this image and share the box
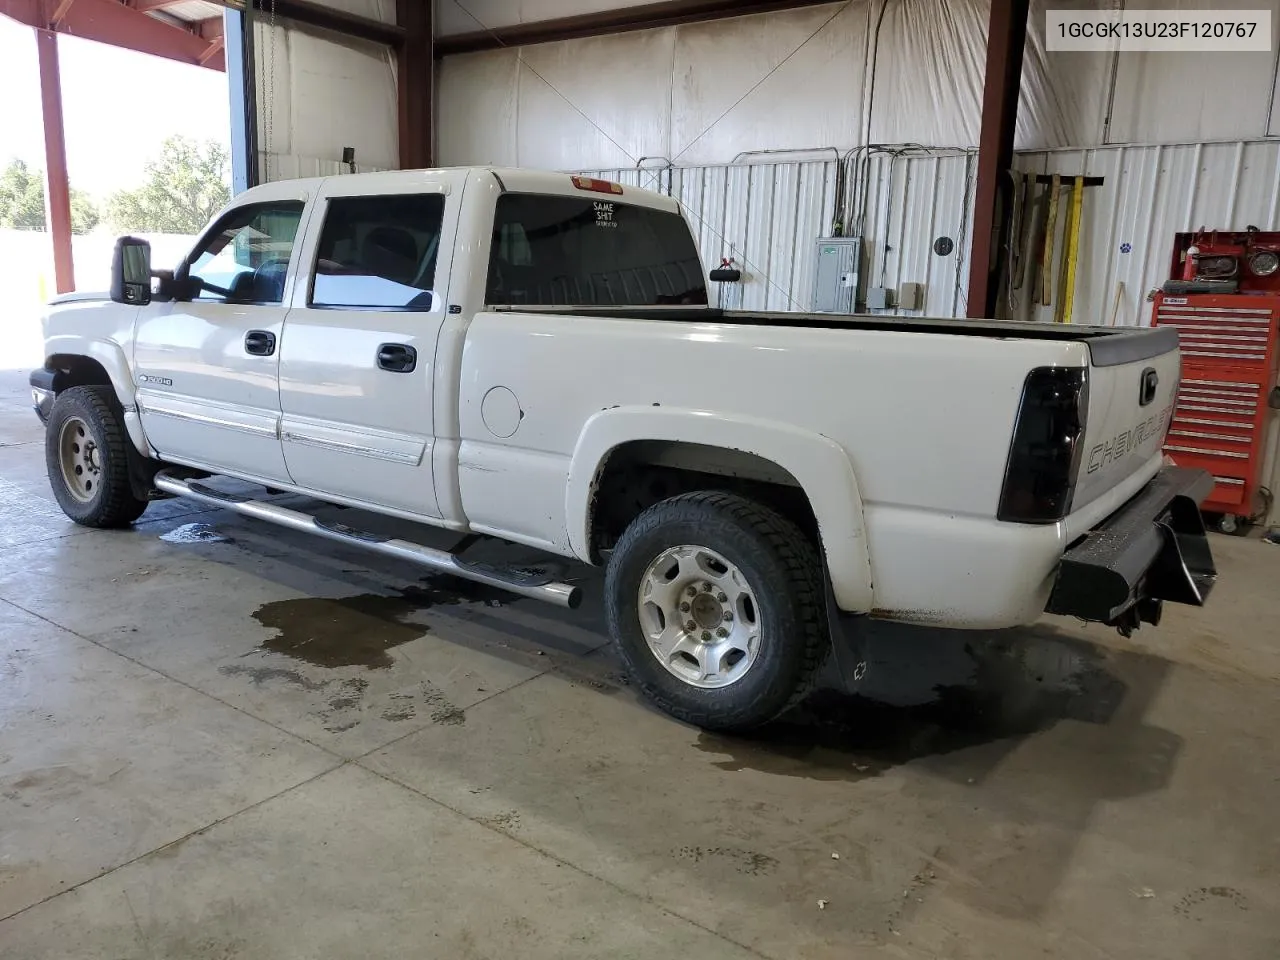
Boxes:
[673,846,779,876]
[695,631,1136,783]
[160,522,229,544]
[1175,886,1249,920]
[218,664,327,691]
[430,703,466,725]
[480,810,521,830]
[252,591,430,669]
[250,580,517,670]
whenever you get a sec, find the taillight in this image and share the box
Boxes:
[998,367,1089,523]
[570,176,623,195]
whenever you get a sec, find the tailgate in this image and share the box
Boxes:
[1072,327,1181,511]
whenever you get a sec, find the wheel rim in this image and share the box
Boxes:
[637,544,761,689]
[57,416,102,504]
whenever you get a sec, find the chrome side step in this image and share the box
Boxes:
[153,472,582,609]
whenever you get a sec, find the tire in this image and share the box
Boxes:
[605,491,830,732]
[45,386,149,528]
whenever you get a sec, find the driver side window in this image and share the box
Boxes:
[187,201,305,305]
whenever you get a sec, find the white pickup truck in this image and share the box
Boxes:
[31,167,1216,730]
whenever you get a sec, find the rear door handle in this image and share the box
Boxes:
[244,330,277,356]
[377,343,417,373]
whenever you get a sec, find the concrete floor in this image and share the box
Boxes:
[1,366,1278,960]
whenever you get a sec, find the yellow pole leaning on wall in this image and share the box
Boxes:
[1060,176,1084,324]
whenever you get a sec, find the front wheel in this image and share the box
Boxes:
[45,386,149,528]
[604,491,830,731]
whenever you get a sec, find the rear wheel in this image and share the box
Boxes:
[604,491,830,731]
[45,386,149,527]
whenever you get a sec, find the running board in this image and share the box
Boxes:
[153,472,582,609]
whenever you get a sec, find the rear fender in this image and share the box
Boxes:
[566,406,874,612]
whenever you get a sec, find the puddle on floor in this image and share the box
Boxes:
[160,522,229,544]
[251,579,520,669]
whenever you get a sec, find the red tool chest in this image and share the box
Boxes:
[1152,292,1279,523]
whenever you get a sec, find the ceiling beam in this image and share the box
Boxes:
[48,0,76,26]
[245,0,404,47]
[433,0,839,57]
[199,33,223,64]
[0,0,226,69]
[130,0,190,12]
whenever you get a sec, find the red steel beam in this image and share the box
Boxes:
[130,0,191,11]
[433,0,838,57]
[0,0,226,69]
[966,0,1030,318]
[48,0,75,25]
[396,0,432,169]
[36,29,75,294]
[199,33,223,64]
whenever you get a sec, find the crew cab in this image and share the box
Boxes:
[30,167,1216,731]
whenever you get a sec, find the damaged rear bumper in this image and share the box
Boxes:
[1046,466,1216,632]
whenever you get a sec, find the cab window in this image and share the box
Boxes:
[310,194,446,310]
[485,193,707,306]
[187,201,304,305]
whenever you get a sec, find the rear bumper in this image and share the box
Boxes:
[29,368,55,424]
[1046,466,1216,630]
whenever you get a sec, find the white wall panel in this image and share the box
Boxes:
[253,20,398,181]
[517,29,674,169]
[436,0,664,36]
[308,0,394,23]
[1271,50,1280,136]
[670,4,865,166]
[1106,0,1279,145]
[438,0,1280,169]
[438,48,521,166]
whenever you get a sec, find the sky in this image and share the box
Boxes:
[0,16,231,199]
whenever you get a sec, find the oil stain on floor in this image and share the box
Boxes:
[250,580,515,669]
[252,590,431,669]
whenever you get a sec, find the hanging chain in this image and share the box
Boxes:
[264,0,277,182]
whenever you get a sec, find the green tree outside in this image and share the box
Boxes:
[0,158,100,234]
[106,136,230,235]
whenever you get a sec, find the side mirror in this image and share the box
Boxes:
[111,236,152,306]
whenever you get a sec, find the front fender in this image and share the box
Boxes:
[566,406,874,612]
[44,335,152,457]
[44,335,136,407]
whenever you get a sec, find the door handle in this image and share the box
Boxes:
[377,343,417,373]
[244,330,277,356]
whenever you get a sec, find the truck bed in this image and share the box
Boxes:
[495,307,1179,367]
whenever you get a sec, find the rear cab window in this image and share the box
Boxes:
[486,193,706,307]
[310,194,446,310]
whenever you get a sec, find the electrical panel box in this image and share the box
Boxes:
[866,287,891,310]
[899,282,924,311]
[812,238,863,313]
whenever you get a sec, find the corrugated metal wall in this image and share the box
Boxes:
[1013,140,1280,327]
[582,152,976,316]
[589,138,1280,330]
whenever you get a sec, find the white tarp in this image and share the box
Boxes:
[437,0,1280,169]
